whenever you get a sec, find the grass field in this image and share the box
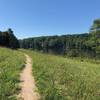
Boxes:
[0,47,25,100]
[23,50,100,100]
[0,48,100,100]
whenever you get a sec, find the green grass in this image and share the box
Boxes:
[23,50,100,100]
[0,47,25,100]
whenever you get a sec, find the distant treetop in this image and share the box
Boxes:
[90,18,100,32]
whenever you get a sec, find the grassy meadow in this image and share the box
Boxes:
[0,47,25,100]
[23,50,100,100]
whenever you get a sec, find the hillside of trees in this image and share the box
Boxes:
[20,19,100,58]
[0,28,19,49]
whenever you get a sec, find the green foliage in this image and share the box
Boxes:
[67,49,79,57]
[23,50,100,100]
[0,47,25,100]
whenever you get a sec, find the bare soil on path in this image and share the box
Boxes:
[18,54,40,100]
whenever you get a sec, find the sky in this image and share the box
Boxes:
[0,0,100,39]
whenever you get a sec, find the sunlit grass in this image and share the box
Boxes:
[23,50,100,100]
[0,47,25,100]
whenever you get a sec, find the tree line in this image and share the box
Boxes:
[20,19,100,58]
[0,19,99,58]
[0,28,19,49]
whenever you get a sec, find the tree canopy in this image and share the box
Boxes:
[0,28,19,49]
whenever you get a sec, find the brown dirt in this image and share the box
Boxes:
[18,54,40,100]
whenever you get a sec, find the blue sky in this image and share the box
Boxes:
[0,0,100,39]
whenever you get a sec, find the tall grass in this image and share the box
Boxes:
[23,50,100,100]
[0,47,25,100]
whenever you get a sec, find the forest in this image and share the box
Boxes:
[19,19,100,58]
[0,19,100,58]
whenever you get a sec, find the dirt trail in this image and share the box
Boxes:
[18,54,40,100]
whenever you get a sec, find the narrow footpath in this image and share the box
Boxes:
[18,54,40,100]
